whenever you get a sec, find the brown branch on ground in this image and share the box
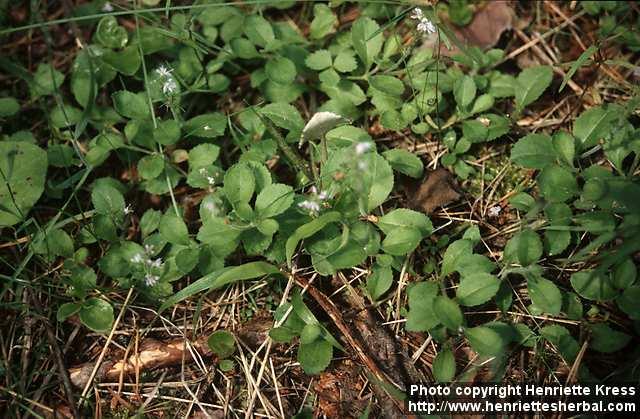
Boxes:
[292,273,415,418]
[68,337,212,388]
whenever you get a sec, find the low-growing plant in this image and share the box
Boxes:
[1,1,639,414]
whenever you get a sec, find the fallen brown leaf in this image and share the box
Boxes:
[406,168,462,214]
[423,1,515,56]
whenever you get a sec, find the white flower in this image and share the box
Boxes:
[203,125,211,131]
[410,7,436,36]
[144,274,160,287]
[410,8,424,20]
[102,2,113,12]
[130,253,143,264]
[124,204,133,215]
[355,142,372,155]
[162,79,178,95]
[144,244,155,254]
[488,205,502,217]
[155,65,173,78]
[298,200,321,214]
[416,18,437,35]
[149,258,163,268]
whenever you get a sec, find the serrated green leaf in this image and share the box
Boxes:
[515,66,553,112]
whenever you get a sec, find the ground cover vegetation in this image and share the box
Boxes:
[0,0,639,417]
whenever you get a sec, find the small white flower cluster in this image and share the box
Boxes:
[410,8,437,36]
[199,168,216,185]
[355,141,373,170]
[155,65,178,96]
[130,244,164,287]
[102,2,113,12]
[298,186,329,215]
[124,204,133,215]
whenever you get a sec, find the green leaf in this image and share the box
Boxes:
[0,142,48,226]
[527,276,562,315]
[305,50,333,71]
[433,296,463,331]
[432,348,456,382]
[359,153,394,212]
[57,302,81,322]
[489,73,515,98]
[223,162,255,208]
[79,298,114,333]
[31,228,74,259]
[381,228,423,256]
[266,56,297,85]
[95,15,128,49]
[617,286,640,319]
[441,239,473,277]
[269,327,297,343]
[207,330,236,358]
[112,90,149,119]
[510,133,555,169]
[573,106,618,149]
[260,103,304,133]
[377,209,432,235]
[31,63,65,98]
[189,144,220,169]
[453,75,476,110]
[470,94,495,115]
[231,38,259,59]
[537,165,579,203]
[504,229,542,266]
[351,17,383,70]
[140,209,161,237]
[298,340,333,375]
[244,15,275,47]
[102,45,141,76]
[333,51,357,73]
[370,75,405,96]
[465,326,505,357]
[456,273,500,306]
[515,65,553,112]
[300,323,323,344]
[589,323,631,353]
[570,270,617,301]
[540,324,579,362]
[153,119,181,145]
[560,45,598,92]
[184,112,227,138]
[91,183,125,219]
[309,4,337,40]
[159,262,280,311]
[285,212,341,267]
[255,183,294,219]
[50,104,83,128]
[197,217,242,250]
[137,154,164,180]
[382,149,424,178]
[613,258,637,289]
[405,282,440,332]
[366,264,393,301]
[545,230,571,256]
[552,132,575,166]
[0,97,20,117]
[159,212,190,245]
